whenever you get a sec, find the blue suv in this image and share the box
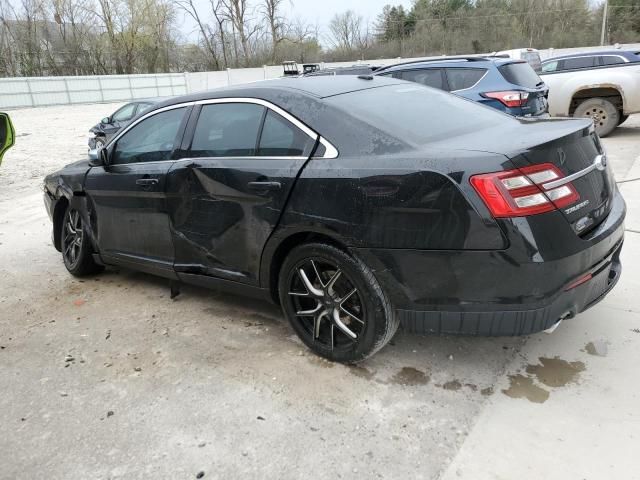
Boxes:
[374,56,549,117]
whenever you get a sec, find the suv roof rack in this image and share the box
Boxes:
[376,55,495,72]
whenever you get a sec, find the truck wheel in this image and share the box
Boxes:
[618,112,629,126]
[573,98,619,137]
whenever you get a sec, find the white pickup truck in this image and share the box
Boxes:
[540,50,640,136]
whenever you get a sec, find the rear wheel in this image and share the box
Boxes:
[279,243,398,363]
[573,97,619,137]
[61,206,103,276]
[618,112,629,126]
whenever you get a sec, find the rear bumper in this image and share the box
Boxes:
[395,241,621,335]
[354,189,626,336]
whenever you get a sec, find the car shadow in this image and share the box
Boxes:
[98,266,523,382]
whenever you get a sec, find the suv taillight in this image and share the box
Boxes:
[483,90,529,108]
[470,163,579,217]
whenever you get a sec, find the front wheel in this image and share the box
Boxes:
[61,206,103,276]
[279,243,398,363]
[573,97,619,137]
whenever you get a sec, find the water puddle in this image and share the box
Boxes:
[525,357,585,388]
[348,365,375,380]
[442,379,462,391]
[584,340,608,357]
[390,367,430,386]
[480,386,494,396]
[502,374,550,404]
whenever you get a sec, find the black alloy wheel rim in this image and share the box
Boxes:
[63,209,83,267]
[287,258,366,350]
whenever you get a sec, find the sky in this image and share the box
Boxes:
[180,0,414,43]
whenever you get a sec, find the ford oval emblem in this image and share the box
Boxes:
[594,154,607,171]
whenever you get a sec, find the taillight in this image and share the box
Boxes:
[470,163,579,218]
[483,91,529,108]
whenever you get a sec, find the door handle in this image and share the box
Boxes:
[247,181,281,191]
[136,178,159,186]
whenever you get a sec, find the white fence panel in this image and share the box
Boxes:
[2,44,639,109]
[0,72,188,108]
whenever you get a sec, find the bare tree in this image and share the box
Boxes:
[221,0,259,66]
[327,10,369,55]
[260,0,286,62]
[177,0,220,69]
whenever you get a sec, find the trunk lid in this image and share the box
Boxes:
[427,117,615,235]
[508,120,615,235]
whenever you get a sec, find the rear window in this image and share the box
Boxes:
[400,69,445,90]
[498,62,542,88]
[191,103,264,157]
[325,84,508,146]
[445,68,486,91]
[601,55,625,65]
[258,110,310,156]
[563,56,595,70]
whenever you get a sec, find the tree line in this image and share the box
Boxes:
[0,0,638,77]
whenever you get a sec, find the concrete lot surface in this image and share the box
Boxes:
[0,105,638,479]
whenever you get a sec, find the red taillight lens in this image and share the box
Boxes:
[470,163,579,218]
[483,90,529,107]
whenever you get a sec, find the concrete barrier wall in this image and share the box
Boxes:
[2,44,639,109]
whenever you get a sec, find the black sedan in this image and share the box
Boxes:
[44,76,625,362]
[88,99,158,154]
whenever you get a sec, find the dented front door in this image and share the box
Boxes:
[84,106,189,271]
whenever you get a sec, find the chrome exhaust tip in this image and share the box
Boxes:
[544,311,573,334]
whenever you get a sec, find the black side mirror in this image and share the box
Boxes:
[89,145,111,167]
[101,116,110,124]
[0,112,15,166]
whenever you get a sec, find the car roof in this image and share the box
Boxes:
[132,97,163,104]
[376,56,519,73]
[543,50,639,62]
[153,75,405,109]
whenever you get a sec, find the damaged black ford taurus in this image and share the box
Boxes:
[44,76,625,362]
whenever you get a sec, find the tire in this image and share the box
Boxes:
[618,112,629,126]
[573,97,619,137]
[61,205,103,276]
[279,242,398,363]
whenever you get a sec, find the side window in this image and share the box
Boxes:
[563,56,595,70]
[401,69,445,90]
[376,71,402,79]
[445,68,486,91]
[258,110,312,157]
[112,103,137,122]
[112,107,185,165]
[542,61,558,73]
[191,103,264,157]
[601,56,625,66]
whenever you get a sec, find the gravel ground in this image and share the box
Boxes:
[0,104,638,480]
